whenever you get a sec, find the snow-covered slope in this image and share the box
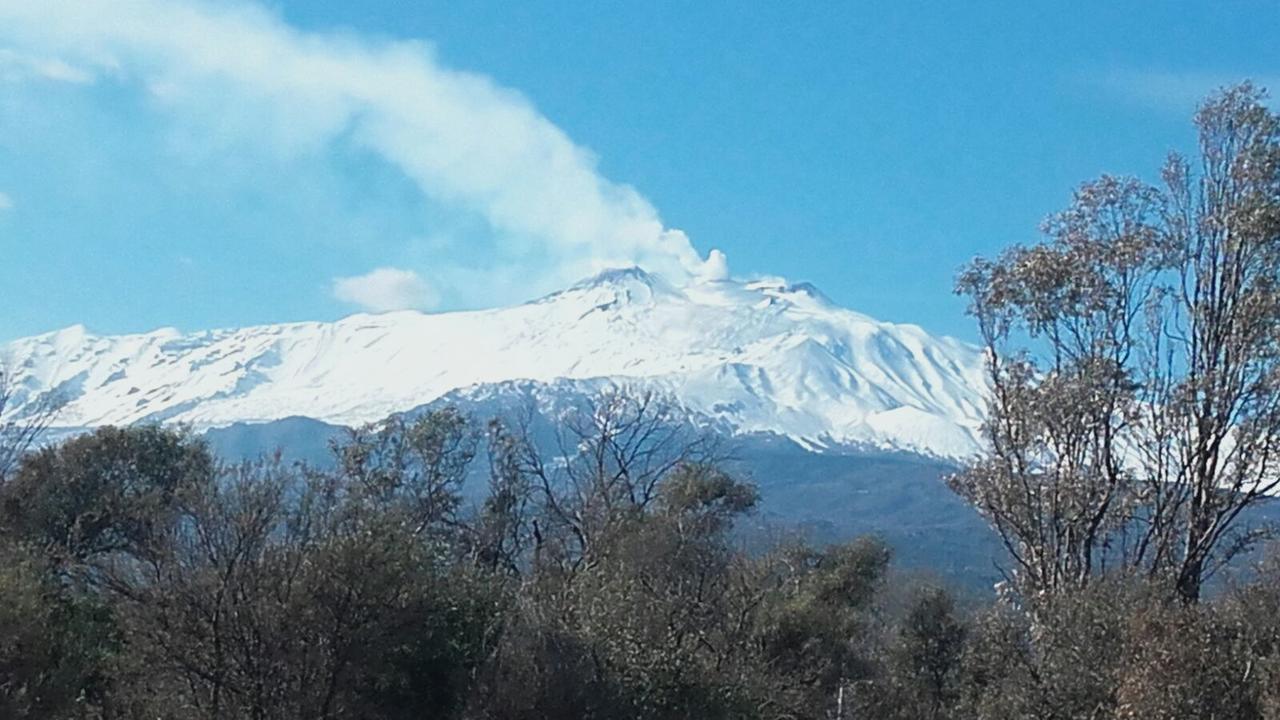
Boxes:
[2,268,989,459]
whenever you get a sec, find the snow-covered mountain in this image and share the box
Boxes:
[2,268,989,459]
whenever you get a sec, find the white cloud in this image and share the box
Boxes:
[0,0,729,299]
[0,191,12,211]
[333,267,438,312]
[0,48,92,84]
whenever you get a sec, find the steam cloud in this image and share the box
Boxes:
[0,0,728,303]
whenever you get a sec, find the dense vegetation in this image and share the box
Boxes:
[1,394,1278,719]
[2,84,1279,719]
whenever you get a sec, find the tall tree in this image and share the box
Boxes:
[952,82,1280,602]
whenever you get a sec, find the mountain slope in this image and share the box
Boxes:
[2,268,989,459]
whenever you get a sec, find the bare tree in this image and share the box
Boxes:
[508,387,718,567]
[952,82,1280,602]
[468,418,534,573]
[0,367,58,483]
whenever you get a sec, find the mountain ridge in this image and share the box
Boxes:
[2,268,989,459]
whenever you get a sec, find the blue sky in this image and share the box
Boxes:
[0,1,1276,343]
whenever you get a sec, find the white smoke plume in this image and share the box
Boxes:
[0,0,727,297]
